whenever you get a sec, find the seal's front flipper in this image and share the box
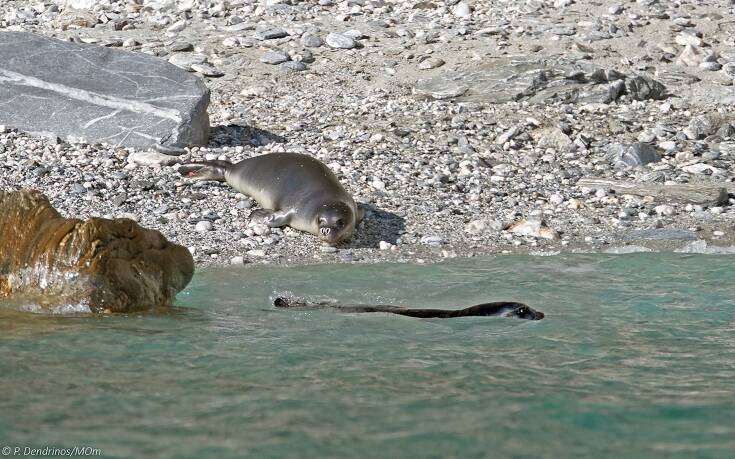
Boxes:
[178,161,232,182]
[250,209,294,227]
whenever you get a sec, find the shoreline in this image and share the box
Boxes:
[1,126,733,268]
[1,0,733,268]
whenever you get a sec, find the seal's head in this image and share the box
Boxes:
[503,303,545,320]
[317,202,355,245]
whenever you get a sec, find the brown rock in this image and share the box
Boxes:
[505,218,561,240]
[54,9,98,30]
[0,189,194,313]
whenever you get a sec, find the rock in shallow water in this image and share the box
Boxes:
[0,189,194,313]
[0,32,210,149]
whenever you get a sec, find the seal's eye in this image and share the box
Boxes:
[336,218,344,226]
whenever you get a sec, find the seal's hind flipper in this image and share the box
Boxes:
[178,161,231,182]
[250,209,294,227]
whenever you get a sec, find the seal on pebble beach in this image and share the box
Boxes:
[179,152,363,244]
[273,296,545,320]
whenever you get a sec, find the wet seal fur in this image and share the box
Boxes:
[273,297,545,320]
[180,153,363,244]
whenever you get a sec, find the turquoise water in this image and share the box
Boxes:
[1,254,734,459]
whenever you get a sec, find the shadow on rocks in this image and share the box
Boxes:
[209,124,285,147]
[348,203,405,249]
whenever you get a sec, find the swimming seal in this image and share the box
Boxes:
[180,153,363,244]
[273,297,545,320]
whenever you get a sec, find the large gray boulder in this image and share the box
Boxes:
[0,32,210,149]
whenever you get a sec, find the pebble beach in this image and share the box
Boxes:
[1,0,734,267]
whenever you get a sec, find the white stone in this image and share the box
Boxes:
[325,33,356,49]
[167,20,187,33]
[675,33,702,47]
[419,57,445,70]
[343,29,364,39]
[549,194,564,205]
[452,1,471,18]
[128,151,179,166]
[654,205,675,216]
[659,141,676,152]
[65,0,96,9]
[420,235,443,245]
[567,198,583,209]
[681,163,723,175]
[252,223,270,236]
[677,44,704,67]
[465,219,486,235]
[118,212,138,221]
[195,220,213,232]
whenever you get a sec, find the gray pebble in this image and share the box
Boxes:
[302,34,323,47]
[112,193,127,207]
[260,51,290,65]
[419,57,445,70]
[281,61,307,72]
[699,62,722,71]
[190,63,224,77]
[607,143,661,168]
[325,32,355,49]
[253,27,288,41]
[169,41,194,52]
